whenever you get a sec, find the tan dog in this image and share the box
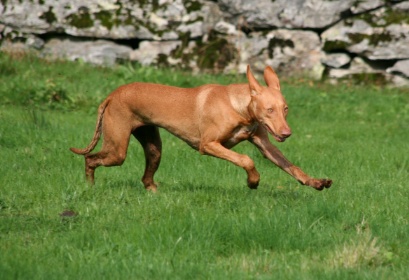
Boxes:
[70,66,332,191]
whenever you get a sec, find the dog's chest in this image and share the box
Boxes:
[225,123,258,147]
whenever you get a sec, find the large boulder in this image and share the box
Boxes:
[321,53,351,69]
[322,3,409,60]
[223,29,324,79]
[266,29,324,79]
[387,59,409,78]
[328,57,382,79]
[217,0,385,29]
[42,38,132,65]
[130,40,182,66]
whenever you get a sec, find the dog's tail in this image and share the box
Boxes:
[70,98,110,155]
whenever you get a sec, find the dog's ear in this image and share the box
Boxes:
[264,66,280,90]
[246,65,263,96]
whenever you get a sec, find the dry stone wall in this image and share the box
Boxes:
[1,0,408,85]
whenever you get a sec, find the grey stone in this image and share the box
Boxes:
[42,38,132,66]
[321,53,351,69]
[0,33,44,52]
[350,0,384,14]
[322,6,409,60]
[390,74,409,87]
[394,1,409,10]
[328,57,381,79]
[130,41,181,66]
[26,34,45,49]
[225,29,324,79]
[223,31,269,74]
[265,29,324,79]
[218,0,365,29]
[214,21,238,35]
[387,59,409,78]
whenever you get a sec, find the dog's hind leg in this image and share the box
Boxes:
[84,110,133,185]
[133,125,162,192]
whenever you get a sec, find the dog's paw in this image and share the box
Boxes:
[145,184,158,193]
[306,178,332,191]
[247,170,260,190]
[247,179,259,190]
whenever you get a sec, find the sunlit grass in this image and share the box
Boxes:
[1,53,409,279]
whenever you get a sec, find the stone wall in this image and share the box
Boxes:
[1,0,408,85]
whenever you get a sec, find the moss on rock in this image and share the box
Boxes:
[163,30,237,72]
[383,8,409,25]
[355,6,409,27]
[183,0,202,13]
[347,32,393,46]
[66,8,94,29]
[323,40,349,52]
[195,31,237,71]
[268,38,294,58]
[95,10,114,30]
[39,7,57,25]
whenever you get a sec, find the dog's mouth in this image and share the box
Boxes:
[264,124,286,142]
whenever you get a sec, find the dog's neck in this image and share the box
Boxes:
[227,84,255,123]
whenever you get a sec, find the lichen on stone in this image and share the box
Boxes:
[66,8,94,29]
[323,39,350,52]
[133,0,164,12]
[95,10,114,30]
[194,30,237,71]
[39,6,57,25]
[355,6,409,27]
[348,32,393,46]
[267,38,294,59]
[183,0,202,13]
[382,7,409,25]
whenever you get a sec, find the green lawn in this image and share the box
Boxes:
[1,53,409,279]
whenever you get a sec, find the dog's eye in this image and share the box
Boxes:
[267,108,274,113]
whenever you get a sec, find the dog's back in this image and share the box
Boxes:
[106,82,246,148]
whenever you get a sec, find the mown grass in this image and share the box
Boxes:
[1,53,409,279]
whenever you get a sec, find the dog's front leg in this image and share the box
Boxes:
[250,128,332,191]
[200,141,260,189]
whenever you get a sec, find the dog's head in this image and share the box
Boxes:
[247,65,291,142]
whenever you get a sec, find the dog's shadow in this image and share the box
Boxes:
[104,178,305,201]
[105,179,226,193]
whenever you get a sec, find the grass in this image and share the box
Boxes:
[1,52,409,279]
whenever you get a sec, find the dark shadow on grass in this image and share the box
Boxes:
[102,177,247,194]
[169,182,224,192]
[101,177,310,201]
[104,179,225,193]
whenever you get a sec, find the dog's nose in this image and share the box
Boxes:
[281,129,292,138]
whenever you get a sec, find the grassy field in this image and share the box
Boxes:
[1,53,409,279]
